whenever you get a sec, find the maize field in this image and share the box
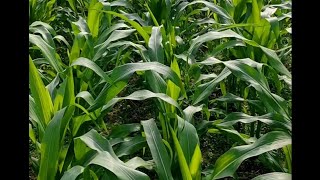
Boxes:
[29,0,292,179]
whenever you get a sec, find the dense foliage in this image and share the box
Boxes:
[29,0,292,179]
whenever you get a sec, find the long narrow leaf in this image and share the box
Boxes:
[141,119,173,180]
[209,131,291,179]
[29,57,54,126]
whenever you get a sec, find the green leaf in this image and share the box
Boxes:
[251,172,291,180]
[169,125,192,180]
[90,61,183,111]
[53,35,71,48]
[188,29,290,77]
[148,26,164,63]
[183,105,203,123]
[125,157,154,170]
[89,151,150,180]
[283,144,292,173]
[196,73,217,83]
[216,93,265,112]
[166,57,182,112]
[177,116,200,165]
[62,68,75,109]
[109,62,182,87]
[93,29,136,61]
[53,78,67,112]
[29,96,45,136]
[66,0,76,11]
[141,119,173,180]
[29,57,54,126]
[104,11,150,44]
[177,0,232,22]
[223,60,290,119]
[60,166,84,180]
[102,90,181,113]
[108,123,141,139]
[52,69,75,113]
[30,21,56,36]
[38,107,72,180]
[29,123,37,144]
[76,91,95,106]
[110,0,133,9]
[115,136,147,157]
[71,57,114,84]
[107,40,146,50]
[217,112,291,131]
[30,24,55,48]
[46,75,59,100]
[30,34,63,73]
[189,144,202,180]
[193,67,231,105]
[72,16,90,33]
[76,129,119,161]
[73,133,92,161]
[87,0,103,38]
[210,40,245,56]
[215,127,252,144]
[209,131,291,179]
[96,23,129,45]
[146,71,167,94]
[188,30,243,55]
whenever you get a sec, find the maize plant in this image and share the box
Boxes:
[29,0,292,179]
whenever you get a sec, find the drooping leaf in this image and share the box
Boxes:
[223,60,290,119]
[208,131,291,179]
[102,90,181,113]
[89,151,150,180]
[125,157,154,170]
[176,0,232,22]
[251,172,291,180]
[30,34,63,73]
[188,29,290,77]
[71,57,114,84]
[60,166,85,180]
[217,112,291,131]
[183,105,203,123]
[76,129,120,161]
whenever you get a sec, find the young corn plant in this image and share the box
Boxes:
[29,0,292,179]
